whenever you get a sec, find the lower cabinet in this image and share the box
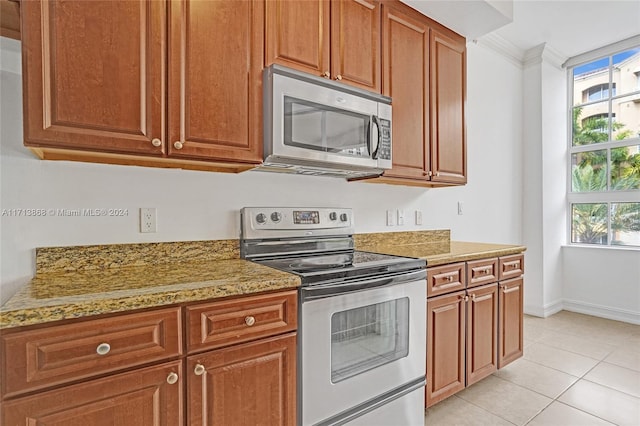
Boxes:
[1,290,298,425]
[2,361,183,425]
[425,283,498,407]
[188,333,297,426]
[466,283,498,386]
[498,276,524,368]
[426,290,466,406]
[426,254,524,408]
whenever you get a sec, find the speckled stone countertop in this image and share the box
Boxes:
[0,240,300,330]
[1,232,524,330]
[355,230,526,266]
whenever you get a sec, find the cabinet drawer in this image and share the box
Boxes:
[187,291,297,353]
[1,307,182,398]
[499,254,524,280]
[466,258,498,288]
[427,262,466,298]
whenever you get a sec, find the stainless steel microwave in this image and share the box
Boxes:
[259,65,392,179]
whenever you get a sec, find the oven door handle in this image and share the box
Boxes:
[300,269,426,301]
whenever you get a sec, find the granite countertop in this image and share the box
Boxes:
[360,241,527,266]
[354,230,526,266]
[0,231,525,330]
[0,241,301,330]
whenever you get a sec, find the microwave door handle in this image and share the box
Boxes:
[371,115,381,159]
[366,116,372,157]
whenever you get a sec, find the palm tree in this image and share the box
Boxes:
[571,164,640,244]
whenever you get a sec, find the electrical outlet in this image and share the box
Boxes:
[397,209,405,226]
[386,210,395,226]
[140,208,157,233]
[415,210,422,225]
[457,202,464,216]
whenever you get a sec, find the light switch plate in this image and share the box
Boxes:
[415,210,422,225]
[397,209,405,226]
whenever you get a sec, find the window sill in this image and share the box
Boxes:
[562,244,640,252]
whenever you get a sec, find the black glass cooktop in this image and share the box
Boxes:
[256,250,426,286]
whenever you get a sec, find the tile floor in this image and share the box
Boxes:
[424,311,640,425]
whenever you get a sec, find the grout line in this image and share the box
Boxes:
[581,376,640,400]
[448,394,519,426]
[520,352,593,379]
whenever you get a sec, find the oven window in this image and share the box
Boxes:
[330,297,409,383]
[284,96,371,158]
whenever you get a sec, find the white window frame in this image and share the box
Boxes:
[567,43,640,248]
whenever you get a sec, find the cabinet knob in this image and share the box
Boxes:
[173,141,183,150]
[166,372,179,385]
[427,171,433,177]
[471,294,476,302]
[96,343,111,356]
[335,74,343,81]
[435,172,440,177]
[151,138,162,147]
[323,71,330,78]
[194,364,206,376]
[245,316,256,326]
[501,285,508,292]
[446,275,454,282]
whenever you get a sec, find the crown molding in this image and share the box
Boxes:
[474,33,525,68]
[523,43,567,69]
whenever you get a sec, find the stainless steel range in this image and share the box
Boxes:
[240,207,427,426]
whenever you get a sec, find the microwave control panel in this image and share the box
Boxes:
[377,118,391,160]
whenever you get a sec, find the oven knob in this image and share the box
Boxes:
[255,213,267,224]
[340,213,348,222]
[329,212,337,221]
[270,212,282,223]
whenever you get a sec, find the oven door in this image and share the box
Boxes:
[300,273,426,425]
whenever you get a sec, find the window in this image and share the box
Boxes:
[583,83,616,102]
[569,47,640,247]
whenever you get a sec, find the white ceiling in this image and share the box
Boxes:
[405,0,640,59]
[493,0,640,58]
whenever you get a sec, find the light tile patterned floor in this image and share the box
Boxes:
[425,311,640,425]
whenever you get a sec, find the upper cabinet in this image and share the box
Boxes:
[380,4,430,181]
[375,1,467,187]
[168,0,263,163]
[266,0,381,92]
[21,0,262,172]
[19,0,465,183]
[21,0,166,156]
[430,28,467,185]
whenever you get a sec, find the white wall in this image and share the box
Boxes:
[521,44,567,318]
[0,38,525,303]
[563,246,640,324]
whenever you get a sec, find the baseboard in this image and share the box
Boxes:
[562,299,640,325]
[524,300,563,318]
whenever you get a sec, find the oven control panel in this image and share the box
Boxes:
[241,207,354,239]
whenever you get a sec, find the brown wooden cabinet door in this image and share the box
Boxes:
[381,5,430,181]
[426,290,465,408]
[498,276,524,368]
[2,361,183,426]
[168,0,263,163]
[265,0,330,78]
[466,283,498,386]
[188,333,296,426]
[430,28,466,184]
[22,0,166,155]
[331,0,380,92]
